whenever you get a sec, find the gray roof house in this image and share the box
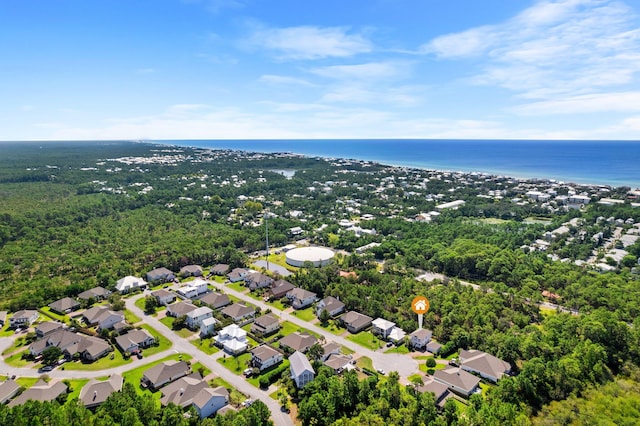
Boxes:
[418,377,452,408]
[245,272,273,291]
[409,328,433,349]
[433,367,480,397]
[250,345,283,371]
[193,386,229,419]
[221,303,255,323]
[151,289,176,306]
[8,379,67,407]
[48,297,80,314]
[290,351,315,388]
[0,380,20,404]
[315,296,345,317]
[160,374,208,408]
[166,301,198,318]
[199,292,231,310]
[459,349,511,382]
[210,264,230,276]
[340,311,373,334]
[180,264,203,278]
[269,280,296,300]
[146,267,176,284]
[142,360,190,391]
[115,329,156,354]
[78,286,111,301]
[287,288,318,310]
[35,321,64,338]
[278,332,318,353]
[79,374,123,409]
[9,310,39,328]
[0,311,7,327]
[250,313,280,336]
[82,306,125,330]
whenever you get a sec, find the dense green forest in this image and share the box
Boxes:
[1,141,639,424]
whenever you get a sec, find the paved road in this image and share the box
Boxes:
[208,281,419,382]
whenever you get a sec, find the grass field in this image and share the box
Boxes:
[227,282,248,293]
[134,297,147,312]
[346,331,383,350]
[64,349,131,371]
[190,337,220,355]
[158,317,195,338]
[191,361,211,377]
[39,307,69,323]
[356,356,374,371]
[65,378,90,402]
[217,353,251,375]
[4,350,31,367]
[319,321,346,335]
[16,377,40,388]
[290,307,315,322]
[385,344,410,354]
[124,309,142,325]
[209,377,246,405]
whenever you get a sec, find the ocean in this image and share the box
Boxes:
[161,139,640,189]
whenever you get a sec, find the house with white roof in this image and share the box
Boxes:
[115,276,147,293]
[200,317,217,337]
[372,318,396,339]
[214,324,248,355]
[409,329,433,349]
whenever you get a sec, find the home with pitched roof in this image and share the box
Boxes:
[166,301,198,318]
[269,279,296,300]
[459,349,511,382]
[315,296,345,318]
[251,313,280,336]
[221,303,255,324]
[372,318,396,339]
[142,360,191,391]
[79,374,123,409]
[151,289,176,306]
[48,297,80,315]
[0,380,20,404]
[199,292,231,310]
[8,379,67,407]
[433,367,480,397]
[214,324,248,355]
[417,377,452,408]
[180,264,203,278]
[227,268,249,283]
[82,306,125,330]
[186,306,214,330]
[115,329,155,354]
[115,275,147,293]
[278,331,317,353]
[290,351,315,388]
[193,386,229,419]
[287,288,318,310]
[78,286,111,302]
[250,345,283,371]
[35,321,64,339]
[410,328,433,349]
[210,264,230,276]
[245,272,273,290]
[340,311,373,334]
[9,310,39,328]
[146,267,176,284]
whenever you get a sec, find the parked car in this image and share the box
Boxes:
[376,368,386,375]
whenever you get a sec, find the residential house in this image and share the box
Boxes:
[29,329,81,356]
[68,334,112,361]
[48,297,80,314]
[186,306,214,330]
[177,279,208,299]
[8,379,67,407]
[372,318,396,339]
[321,342,341,361]
[0,380,20,404]
[250,345,283,371]
[214,324,248,355]
[278,332,317,353]
[9,310,39,328]
[142,360,190,391]
[151,289,176,306]
[160,374,207,408]
[245,272,273,291]
[199,292,231,310]
[34,321,63,339]
[427,341,442,355]
[146,267,175,284]
[180,264,203,278]
[323,353,352,374]
[221,303,255,324]
[388,327,406,343]
[115,275,147,293]
[268,280,296,300]
[210,264,230,276]
[166,301,198,318]
[410,329,433,350]
[340,311,373,334]
[315,296,345,318]
[287,288,318,310]
[459,349,511,382]
[82,306,125,330]
[251,314,280,336]
[193,386,229,419]
[417,378,452,408]
[433,367,480,397]
[79,374,123,409]
[200,317,218,337]
[115,329,155,354]
[290,351,315,388]
[0,311,7,328]
[78,286,111,302]
[227,268,249,283]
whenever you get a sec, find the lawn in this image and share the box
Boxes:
[138,324,172,356]
[0,324,14,337]
[290,307,316,322]
[64,348,131,371]
[346,331,383,350]
[385,344,410,354]
[16,377,40,388]
[134,297,147,312]
[191,362,211,377]
[159,317,195,338]
[266,298,287,311]
[64,378,90,402]
[122,353,192,398]
[124,309,142,324]
[278,321,316,338]
[2,336,30,356]
[39,307,69,323]
[319,321,346,335]
[479,381,494,397]
[190,337,220,355]
[209,377,246,405]
[420,361,447,374]
[356,356,374,371]
[217,352,252,375]
[4,350,31,367]
[227,282,248,293]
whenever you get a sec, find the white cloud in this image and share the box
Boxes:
[309,61,408,80]
[514,91,640,114]
[422,0,640,115]
[246,25,371,60]
[183,0,245,14]
[258,75,316,87]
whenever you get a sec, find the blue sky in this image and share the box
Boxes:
[2,0,640,141]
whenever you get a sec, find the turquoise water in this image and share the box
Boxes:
[161,139,640,188]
